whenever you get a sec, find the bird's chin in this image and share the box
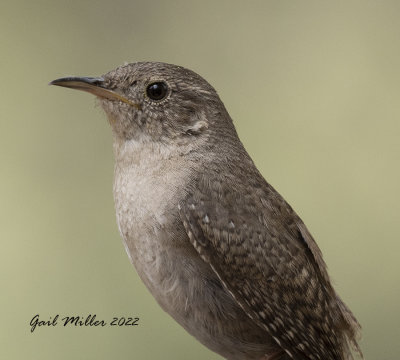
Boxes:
[98,96,125,114]
[97,98,144,140]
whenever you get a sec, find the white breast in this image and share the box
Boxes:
[112,138,194,295]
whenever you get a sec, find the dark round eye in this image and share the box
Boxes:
[146,82,168,101]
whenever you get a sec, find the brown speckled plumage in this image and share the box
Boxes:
[51,62,362,360]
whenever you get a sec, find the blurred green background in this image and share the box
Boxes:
[1,1,399,359]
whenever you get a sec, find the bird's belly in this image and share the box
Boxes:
[113,167,275,359]
[117,212,275,360]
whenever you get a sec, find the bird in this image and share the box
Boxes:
[50,62,362,360]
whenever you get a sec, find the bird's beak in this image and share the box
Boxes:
[49,76,141,110]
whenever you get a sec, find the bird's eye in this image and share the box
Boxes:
[146,82,168,101]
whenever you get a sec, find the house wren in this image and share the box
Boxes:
[50,62,362,360]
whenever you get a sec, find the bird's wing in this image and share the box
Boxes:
[179,173,361,360]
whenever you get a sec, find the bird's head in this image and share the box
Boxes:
[51,62,233,151]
